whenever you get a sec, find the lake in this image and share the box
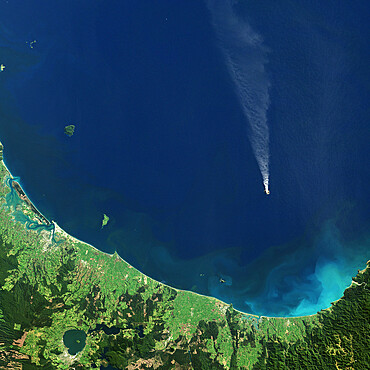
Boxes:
[63,329,86,356]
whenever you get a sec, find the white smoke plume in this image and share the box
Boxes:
[206,0,271,193]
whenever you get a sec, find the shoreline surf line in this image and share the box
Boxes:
[0,140,349,320]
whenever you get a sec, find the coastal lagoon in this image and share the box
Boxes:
[0,0,369,316]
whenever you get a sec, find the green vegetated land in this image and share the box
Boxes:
[101,214,109,229]
[64,125,75,137]
[0,142,369,369]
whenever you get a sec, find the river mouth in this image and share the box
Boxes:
[63,329,86,355]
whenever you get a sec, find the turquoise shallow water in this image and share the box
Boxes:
[0,0,369,316]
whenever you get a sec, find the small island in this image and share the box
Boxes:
[64,125,75,137]
[101,214,109,229]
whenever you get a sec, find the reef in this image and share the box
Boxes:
[0,141,368,369]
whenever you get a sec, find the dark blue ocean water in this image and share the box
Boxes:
[0,0,369,316]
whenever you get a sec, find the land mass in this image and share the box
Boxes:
[101,214,110,229]
[0,141,368,369]
[64,125,75,137]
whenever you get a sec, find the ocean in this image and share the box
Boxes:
[0,0,369,316]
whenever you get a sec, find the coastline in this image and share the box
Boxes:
[0,138,369,369]
[0,140,260,318]
[0,140,343,320]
